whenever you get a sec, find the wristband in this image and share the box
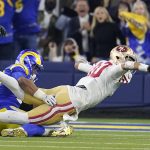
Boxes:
[33,89,46,100]
[138,64,149,72]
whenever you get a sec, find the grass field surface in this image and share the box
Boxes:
[1,118,150,150]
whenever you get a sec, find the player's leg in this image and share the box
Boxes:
[1,123,45,137]
[23,86,75,137]
[1,86,76,137]
[28,86,76,125]
[0,107,21,136]
[0,106,29,124]
[0,86,74,125]
[1,120,74,137]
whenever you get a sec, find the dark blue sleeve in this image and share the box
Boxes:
[11,71,27,80]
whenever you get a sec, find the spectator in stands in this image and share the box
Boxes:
[109,1,131,24]
[55,6,77,42]
[119,0,150,64]
[38,0,62,60]
[121,0,136,8]
[88,0,104,12]
[48,38,86,62]
[68,0,93,61]
[90,6,126,63]
[0,0,15,59]
[13,0,41,57]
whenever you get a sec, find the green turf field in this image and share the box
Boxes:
[1,118,150,150]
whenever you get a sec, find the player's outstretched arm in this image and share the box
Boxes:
[75,60,92,73]
[18,77,56,106]
[122,61,150,72]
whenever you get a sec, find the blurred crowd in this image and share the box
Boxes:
[1,0,150,64]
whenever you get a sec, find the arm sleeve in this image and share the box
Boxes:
[77,63,93,73]
[108,64,126,80]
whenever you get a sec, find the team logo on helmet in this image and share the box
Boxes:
[15,49,43,75]
[116,46,128,52]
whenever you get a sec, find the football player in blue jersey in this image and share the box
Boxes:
[0,49,56,134]
[0,0,16,59]
[13,0,41,56]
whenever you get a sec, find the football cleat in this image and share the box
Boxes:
[1,128,27,137]
[48,126,74,137]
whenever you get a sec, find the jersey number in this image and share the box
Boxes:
[15,0,23,12]
[88,62,112,78]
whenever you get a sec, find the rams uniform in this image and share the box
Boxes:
[0,0,16,44]
[0,49,43,133]
[0,63,31,132]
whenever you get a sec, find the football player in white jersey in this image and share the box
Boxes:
[0,45,150,137]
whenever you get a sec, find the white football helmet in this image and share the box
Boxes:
[110,45,137,64]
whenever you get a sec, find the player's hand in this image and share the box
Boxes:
[0,26,6,37]
[43,95,56,106]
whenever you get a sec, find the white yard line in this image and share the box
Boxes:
[0,140,150,146]
[0,144,149,150]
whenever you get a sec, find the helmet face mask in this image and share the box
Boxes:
[110,45,137,64]
[15,49,43,76]
[31,63,43,75]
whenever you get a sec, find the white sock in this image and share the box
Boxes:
[0,71,24,99]
[60,121,69,128]
[42,128,52,136]
[0,110,29,124]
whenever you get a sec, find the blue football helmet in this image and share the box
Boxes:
[15,49,43,76]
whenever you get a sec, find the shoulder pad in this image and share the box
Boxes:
[10,64,29,75]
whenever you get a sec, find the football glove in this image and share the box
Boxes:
[43,95,56,106]
[0,25,6,37]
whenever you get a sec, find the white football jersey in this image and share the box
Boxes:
[67,60,129,114]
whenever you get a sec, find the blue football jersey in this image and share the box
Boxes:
[122,26,150,64]
[0,0,16,44]
[0,64,30,108]
[13,0,40,35]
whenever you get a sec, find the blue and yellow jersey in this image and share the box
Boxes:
[0,63,30,108]
[13,0,40,35]
[0,0,16,44]
[122,26,150,64]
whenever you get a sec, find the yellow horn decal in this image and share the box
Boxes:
[20,52,41,65]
